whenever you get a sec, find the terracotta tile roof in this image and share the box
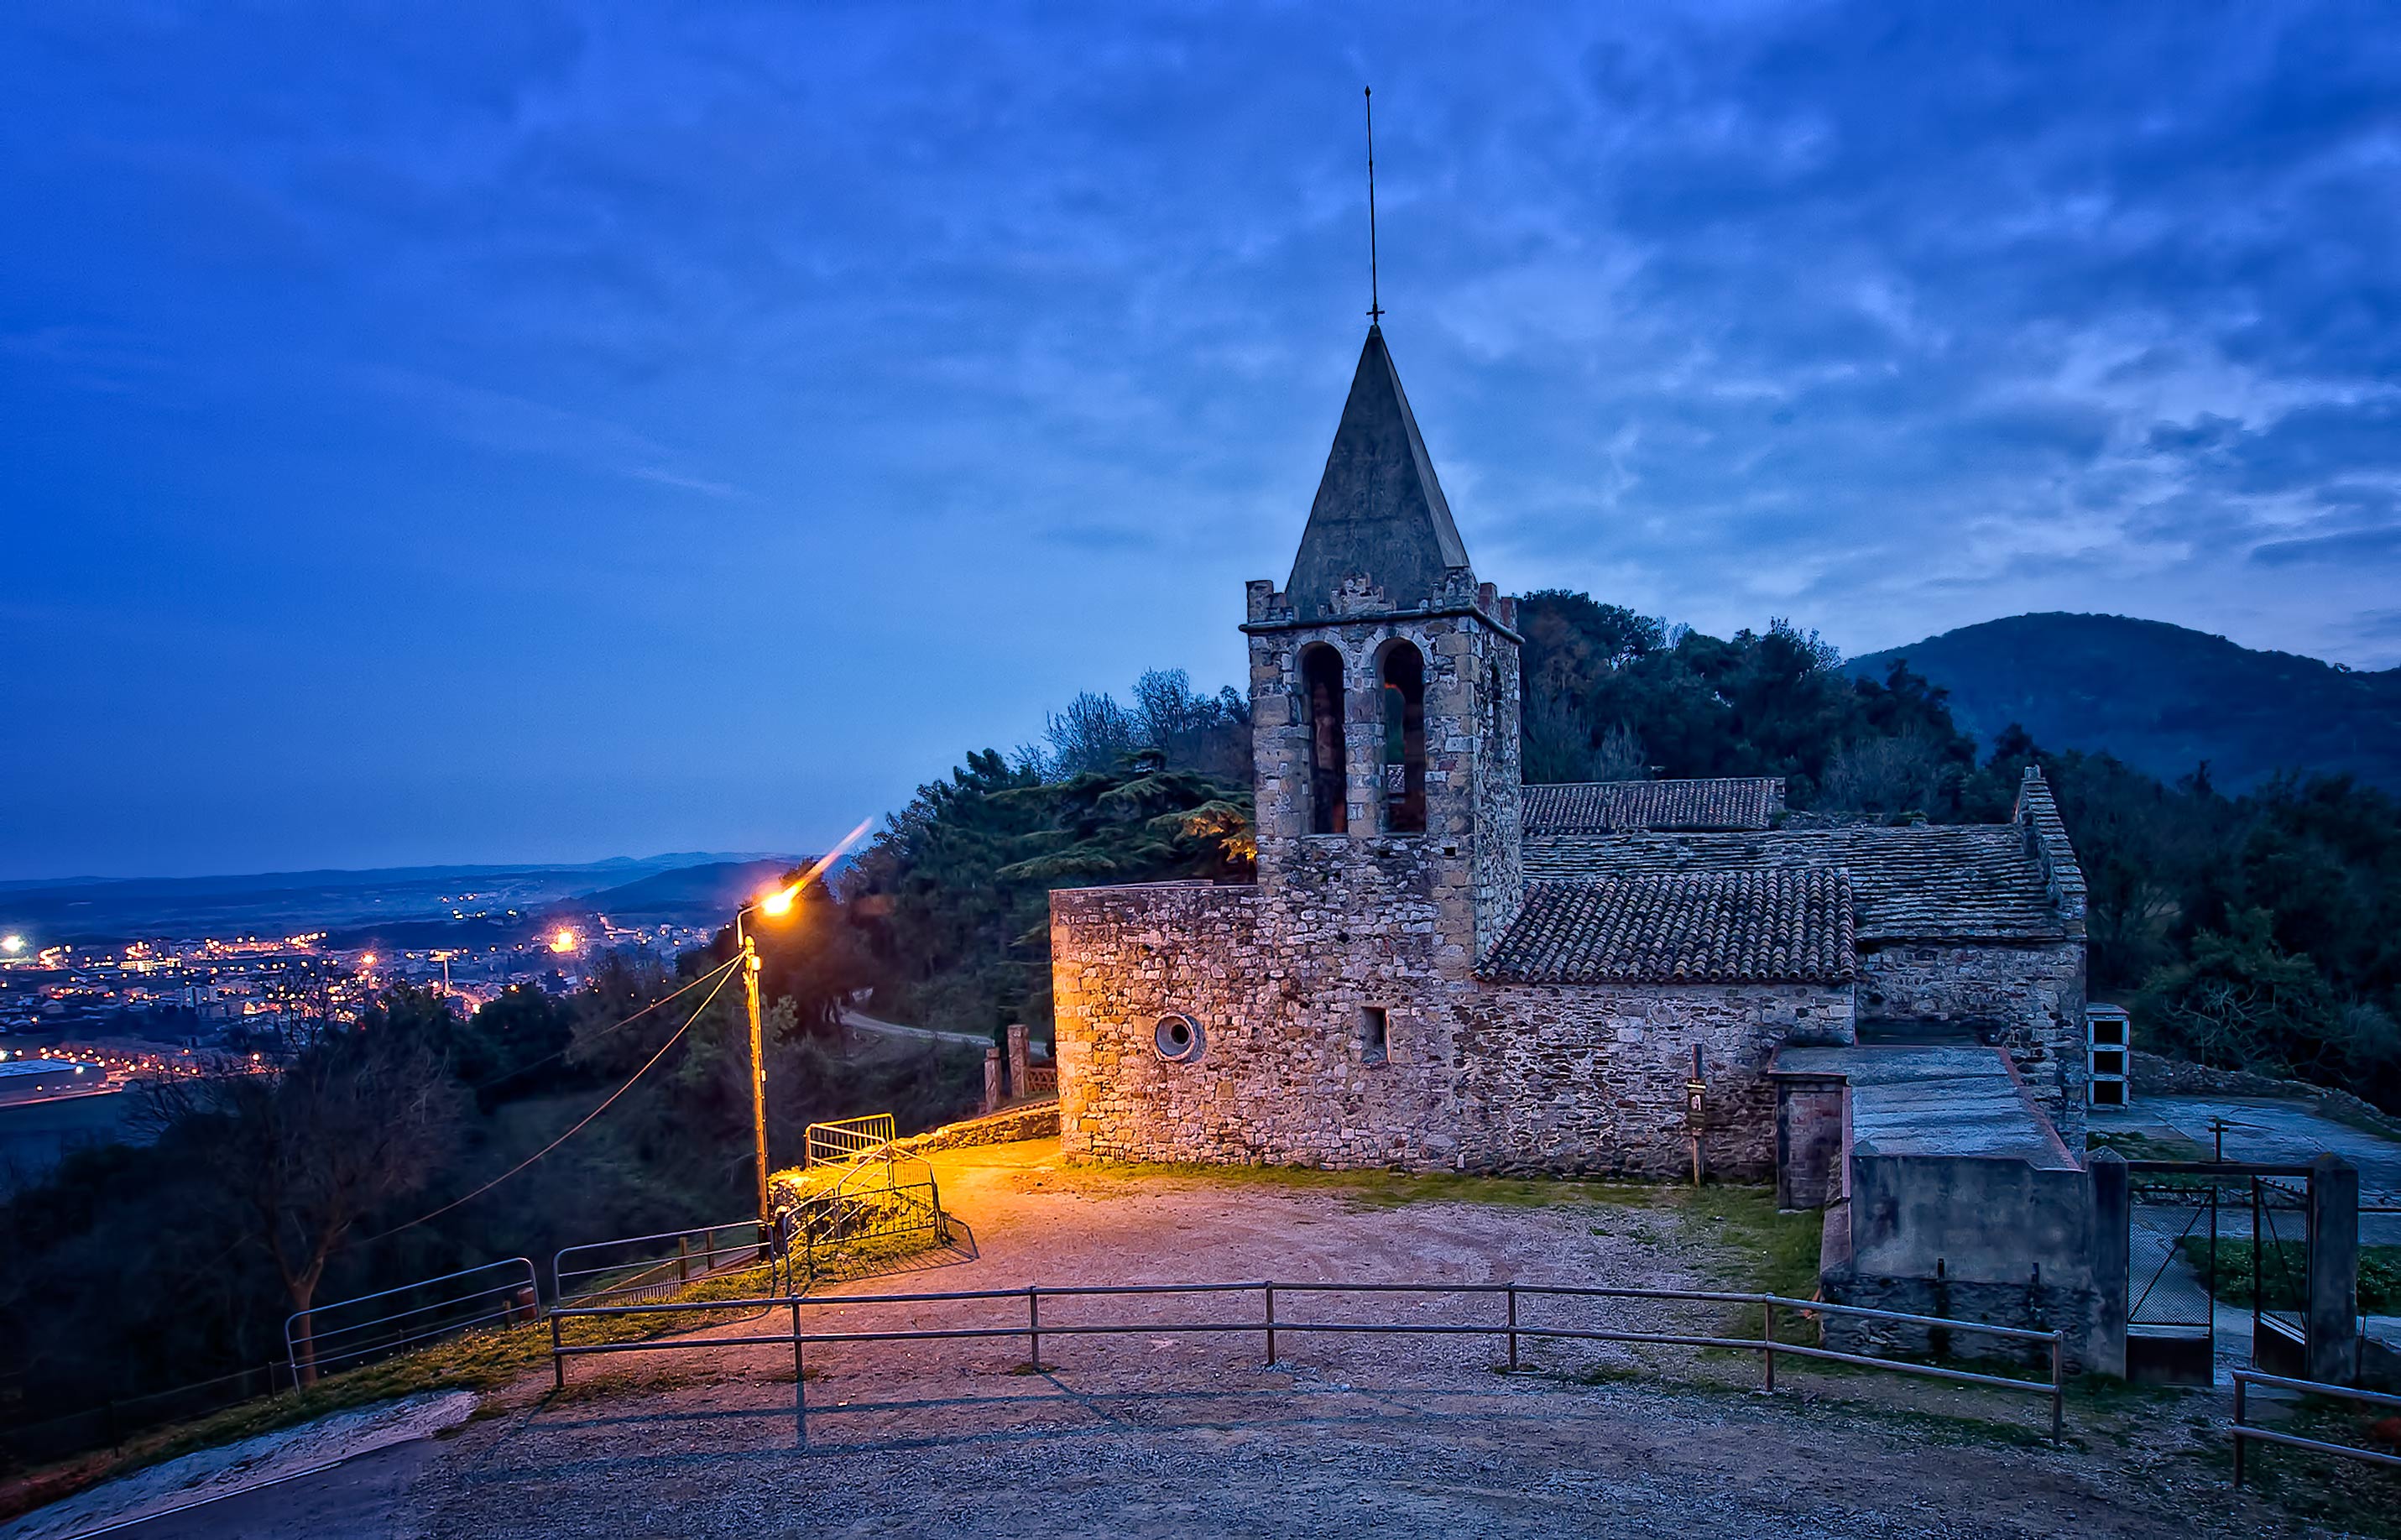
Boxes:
[1520,825,2064,942]
[1521,777,1786,833]
[1485,869,1856,985]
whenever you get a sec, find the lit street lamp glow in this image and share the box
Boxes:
[752,817,876,919]
[1,934,21,955]
[550,928,577,953]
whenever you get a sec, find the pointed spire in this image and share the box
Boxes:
[1284,326,1471,619]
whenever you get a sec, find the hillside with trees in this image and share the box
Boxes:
[1515,591,2401,1114]
[832,603,2398,1120]
[1847,613,2401,793]
[0,940,977,1461]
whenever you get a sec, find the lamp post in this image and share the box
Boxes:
[732,818,874,1232]
[734,909,770,1227]
[733,885,799,1232]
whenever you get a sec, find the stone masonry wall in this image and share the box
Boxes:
[1052,880,1851,1177]
[1245,572,1522,966]
[1449,982,1854,1181]
[1856,940,2087,1145]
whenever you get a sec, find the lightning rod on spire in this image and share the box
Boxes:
[1365,86,1384,325]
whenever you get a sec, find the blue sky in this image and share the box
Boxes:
[6,1,2400,879]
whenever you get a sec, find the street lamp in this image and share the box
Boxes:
[730,820,876,1229]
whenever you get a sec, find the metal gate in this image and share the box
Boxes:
[2127,1175,2230,1385]
[2122,1160,2321,1386]
[2248,1176,2311,1376]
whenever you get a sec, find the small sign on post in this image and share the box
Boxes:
[1684,1045,1707,1187]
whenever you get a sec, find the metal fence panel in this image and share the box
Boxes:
[284,1256,538,1381]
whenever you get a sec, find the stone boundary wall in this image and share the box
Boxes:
[901,1100,1061,1153]
[1817,1267,2091,1375]
[2131,1049,2401,1141]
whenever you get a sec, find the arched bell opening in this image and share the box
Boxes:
[1378,639,1427,833]
[1300,643,1349,836]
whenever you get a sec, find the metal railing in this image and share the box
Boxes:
[1,1359,295,1464]
[806,1113,896,1167]
[546,1278,2066,1444]
[2231,1370,2401,1486]
[284,1255,539,1382]
[554,1219,780,1306]
[778,1144,950,1290]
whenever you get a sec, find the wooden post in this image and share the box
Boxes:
[2232,1376,2247,1488]
[2049,1336,2064,1444]
[983,1048,1003,1116]
[677,1235,690,1283]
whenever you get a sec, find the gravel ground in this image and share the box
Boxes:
[408,1357,2346,1540]
[50,1140,2393,1538]
[386,1142,2383,1537]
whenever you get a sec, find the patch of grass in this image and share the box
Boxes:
[2226,1398,2401,1539]
[1657,1185,1824,1301]
[2086,1128,2208,1162]
[2178,1239,2401,1312]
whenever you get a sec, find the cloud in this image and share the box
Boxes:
[8,0,2401,872]
[2250,525,2401,566]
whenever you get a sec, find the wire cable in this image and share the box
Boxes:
[357,956,742,1245]
[466,958,733,1092]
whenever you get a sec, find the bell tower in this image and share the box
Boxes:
[1241,325,1523,967]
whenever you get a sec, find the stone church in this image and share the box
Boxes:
[1050,325,2090,1186]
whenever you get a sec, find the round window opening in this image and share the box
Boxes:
[1153,1013,1204,1062]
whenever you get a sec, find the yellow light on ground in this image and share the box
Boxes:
[550,929,577,953]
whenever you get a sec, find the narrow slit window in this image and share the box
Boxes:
[1360,1005,1389,1065]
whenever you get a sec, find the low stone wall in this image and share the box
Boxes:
[902,1100,1061,1153]
[1818,1266,2086,1375]
[1814,1150,2127,1376]
[2131,1050,2401,1140]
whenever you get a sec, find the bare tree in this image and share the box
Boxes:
[1822,731,1946,815]
[190,1024,462,1381]
[1041,691,1142,777]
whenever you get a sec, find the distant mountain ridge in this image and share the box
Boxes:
[0,853,804,946]
[1848,613,2401,792]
